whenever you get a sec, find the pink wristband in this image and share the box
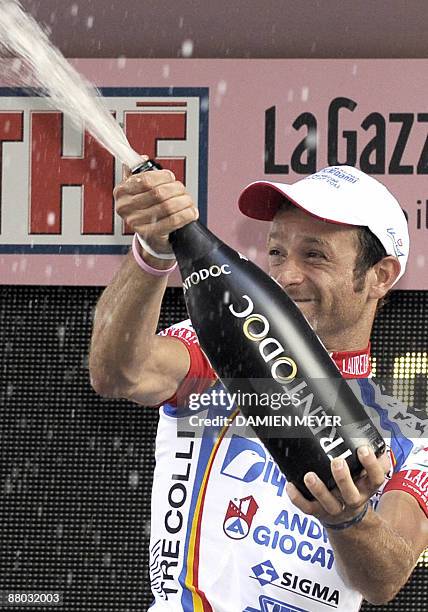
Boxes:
[132,234,178,277]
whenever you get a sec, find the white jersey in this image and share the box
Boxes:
[149,320,428,612]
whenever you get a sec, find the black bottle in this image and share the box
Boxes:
[132,161,386,499]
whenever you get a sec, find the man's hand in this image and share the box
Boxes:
[113,156,199,256]
[286,445,391,525]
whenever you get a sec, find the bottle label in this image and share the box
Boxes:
[228,293,356,464]
[182,264,231,293]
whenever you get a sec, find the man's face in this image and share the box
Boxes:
[267,205,374,350]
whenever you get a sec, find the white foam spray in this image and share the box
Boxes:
[0,0,141,168]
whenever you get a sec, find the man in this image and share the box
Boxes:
[89,161,428,611]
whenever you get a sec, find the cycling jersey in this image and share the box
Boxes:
[149,320,428,612]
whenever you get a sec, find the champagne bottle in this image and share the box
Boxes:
[131,161,386,500]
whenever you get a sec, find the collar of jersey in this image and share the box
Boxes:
[330,343,372,378]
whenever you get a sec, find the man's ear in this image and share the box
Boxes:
[368,256,401,299]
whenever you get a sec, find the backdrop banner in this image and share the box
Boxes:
[0,59,427,288]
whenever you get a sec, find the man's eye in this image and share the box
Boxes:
[306,251,324,259]
[268,248,281,257]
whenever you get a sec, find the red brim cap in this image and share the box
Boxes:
[238,181,299,221]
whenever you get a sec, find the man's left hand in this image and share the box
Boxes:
[286,445,391,525]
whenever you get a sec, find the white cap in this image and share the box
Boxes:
[238,165,409,283]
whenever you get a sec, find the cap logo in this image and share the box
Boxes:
[387,227,405,257]
[306,166,360,190]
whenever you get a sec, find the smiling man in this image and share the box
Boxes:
[268,207,380,348]
[89,163,428,611]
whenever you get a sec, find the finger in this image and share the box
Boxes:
[286,482,321,516]
[133,201,198,237]
[132,181,188,212]
[116,184,188,218]
[303,472,345,516]
[130,168,177,194]
[357,446,388,490]
[115,169,176,198]
[330,458,361,507]
[123,193,195,227]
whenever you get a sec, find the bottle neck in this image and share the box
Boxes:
[169,221,224,261]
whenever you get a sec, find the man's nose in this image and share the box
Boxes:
[271,260,305,288]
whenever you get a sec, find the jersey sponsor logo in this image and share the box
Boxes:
[149,538,180,602]
[221,435,266,481]
[251,560,280,586]
[384,462,428,517]
[220,434,286,496]
[155,430,195,599]
[401,469,428,493]
[253,510,334,571]
[250,560,340,608]
[159,323,199,346]
[280,571,340,607]
[339,353,369,376]
[223,495,259,540]
[243,594,308,612]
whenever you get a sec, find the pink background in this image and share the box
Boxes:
[1,59,427,289]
